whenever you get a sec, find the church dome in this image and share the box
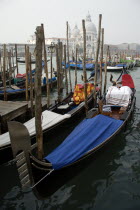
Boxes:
[80,13,97,34]
[85,13,97,33]
[72,24,80,38]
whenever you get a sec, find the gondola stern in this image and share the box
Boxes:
[8,121,33,188]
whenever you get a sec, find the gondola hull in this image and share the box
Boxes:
[29,94,135,198]
[0,79,57,100]
[0,91,95,165]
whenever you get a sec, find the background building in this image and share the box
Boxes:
[27,13,97,58]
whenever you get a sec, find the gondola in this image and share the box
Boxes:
[0,81,99,164]
[0,77,57,100]
[8,69,136,198]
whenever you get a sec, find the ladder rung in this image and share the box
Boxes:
[21,174,30,186]
[16,151,25,160]
[22,180,31,188]
[19,169,28,180]
[16,157,26,167]
[18,163,28,174]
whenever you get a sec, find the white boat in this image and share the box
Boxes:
[107,66,123,71]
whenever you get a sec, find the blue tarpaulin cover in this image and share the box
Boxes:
[44,114,123,170]
[79,63,95,70]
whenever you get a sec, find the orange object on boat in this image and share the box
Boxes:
[73,83,94,104]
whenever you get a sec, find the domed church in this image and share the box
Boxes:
[28,12,97,57]
[70,12,97,57]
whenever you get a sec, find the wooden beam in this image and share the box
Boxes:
[35,26,44,160]
[82,19,88,117]
[66,21,72,92]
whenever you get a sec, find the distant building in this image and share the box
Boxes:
[27,12,97,57]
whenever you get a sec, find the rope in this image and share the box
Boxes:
[31,169,54,189]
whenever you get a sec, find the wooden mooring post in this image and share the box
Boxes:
[25,45,29,101]
[29,52,34,117]
[15,44,18,74]
[42,23,50,108]
[35,25,44,160]
[56,44,61,103]
[3,44,7,101]
[104,46,109,94]
[8,51,12,87]
[66,21,72,92]
[100,28,104,97]
[75,47,78,86]
[64,45,68,95]
[82,19,88,117]
[94,14,102,104]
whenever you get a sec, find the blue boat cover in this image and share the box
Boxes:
[116,64,127,67]
[79,63,95,70]
[44,114,123,170]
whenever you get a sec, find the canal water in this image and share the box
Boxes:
[0,65,140,210]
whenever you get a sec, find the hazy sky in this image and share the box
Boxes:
[0,0,140,44]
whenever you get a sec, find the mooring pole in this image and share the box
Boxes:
[64,45,68,95]
[82,19,88,117]
[15,44,18,74]
[25,45,29,101]
[94,14,102,103]
[103,46,109,94]
[41,23,50,108]
[66,21,72,92]
[35,25,44,160]
[100,28,104,97]
[8,51,12,87]
[29,52,34,117]
[75,47,78,86]
[3,44,7,101]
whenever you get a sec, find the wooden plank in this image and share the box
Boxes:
[0,101,28,117]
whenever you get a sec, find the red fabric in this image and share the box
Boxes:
[77,84,84,89]
[122,74,135,89]
[16,73,26,78]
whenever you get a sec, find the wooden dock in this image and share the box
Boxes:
[0,100,28,133]
[0,97,55,134]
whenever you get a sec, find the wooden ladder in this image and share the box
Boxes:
[15,151,31,188]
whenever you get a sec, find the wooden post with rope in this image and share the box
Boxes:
[35,25,44,160]
[82,19,88,117]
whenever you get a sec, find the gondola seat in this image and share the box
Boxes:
[57,102,73,110]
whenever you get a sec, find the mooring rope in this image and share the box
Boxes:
[31,169,54,189]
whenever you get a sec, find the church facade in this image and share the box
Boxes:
[28,13,97,57]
